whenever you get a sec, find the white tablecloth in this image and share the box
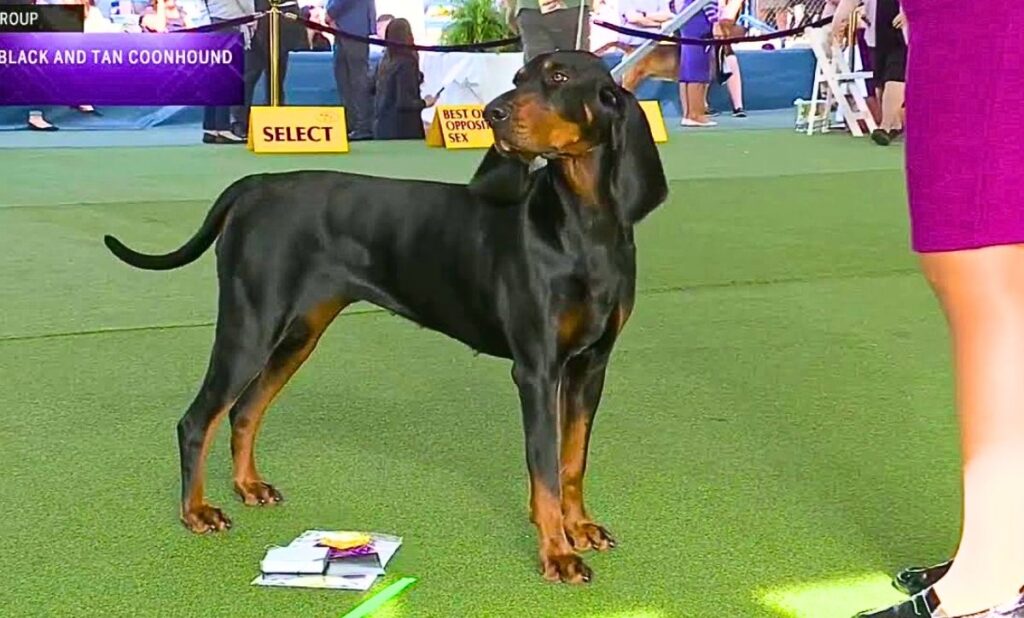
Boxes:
[418,52,524,125]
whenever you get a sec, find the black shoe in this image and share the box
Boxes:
[871,128,893,146]
[888,128,904,142]
[347,131,372,141]
[894,561,953,596]
[732,108,747,118]
[202,132,245,145]
[855,587,1024,618]
[706,108,721,117]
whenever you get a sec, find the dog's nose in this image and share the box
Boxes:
[484,103,511,125]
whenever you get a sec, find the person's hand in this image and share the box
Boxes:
[424,95,437,108]
[892,11,907,29]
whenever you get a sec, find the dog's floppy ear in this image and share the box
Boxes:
[606,87,668,225]
[468,146,531,206]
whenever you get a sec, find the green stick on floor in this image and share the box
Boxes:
[341,577,417,618]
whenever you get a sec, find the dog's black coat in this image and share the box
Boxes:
[104,51,667,583]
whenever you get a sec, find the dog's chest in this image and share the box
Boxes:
[552,251,634,355]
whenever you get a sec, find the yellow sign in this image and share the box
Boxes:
[639,100,669,143]
[247,106,349,154]
[426,105,494,150]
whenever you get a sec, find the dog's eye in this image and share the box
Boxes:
[550,71,570,84]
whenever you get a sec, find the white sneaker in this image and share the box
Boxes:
[218,130,245,143]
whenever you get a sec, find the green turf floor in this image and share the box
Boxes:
[0,134,962,618]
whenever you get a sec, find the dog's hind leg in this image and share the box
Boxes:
[228,297,347,507]
[177,309,274,533]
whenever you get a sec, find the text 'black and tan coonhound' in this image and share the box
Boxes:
[104,51,668,583]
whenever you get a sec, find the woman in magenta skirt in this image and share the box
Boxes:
[855,1,1024,617]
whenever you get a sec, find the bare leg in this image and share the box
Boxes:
[922,245,1024,615]
[684,84,711,123]
[724,55,744,111]
[880,80,905,132]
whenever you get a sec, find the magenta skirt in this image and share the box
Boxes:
[903,0,1024,252]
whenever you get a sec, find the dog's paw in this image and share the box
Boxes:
[181,503,232,533]
[565,521,616,552]
[234,480,284,507]
[540,552,593,584]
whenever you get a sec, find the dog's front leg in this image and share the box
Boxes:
[561,350,616,553]
[513,363,592,584]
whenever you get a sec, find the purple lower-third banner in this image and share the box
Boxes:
[0,33,243,106]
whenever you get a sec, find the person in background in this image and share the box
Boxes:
[712,42,745,117]
[300,5,333,51]
[38,0,109,118]
[201,0,253,144]
[326,0,375,141]
[677,0,718,127]
[619,0,673,45]
[81,0,118,32]
[138,0,186,31]
[78,0,110,116]
[10,0,52,130]
[232,0,305,137]
[371,17,436,141]
[375,12,392,37]
[834,0,906,146]
[515,0,591,62]
[714,0,745,117]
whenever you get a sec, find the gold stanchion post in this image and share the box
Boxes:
[269,0,281,107]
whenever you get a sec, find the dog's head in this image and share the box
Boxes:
[471,51,668,225]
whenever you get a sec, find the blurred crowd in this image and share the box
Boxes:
[18,0,877,140]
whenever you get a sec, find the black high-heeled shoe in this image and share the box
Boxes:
[855,588,1024,618]
[894,561,954,596]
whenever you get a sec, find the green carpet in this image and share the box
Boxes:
[0,134,960,618]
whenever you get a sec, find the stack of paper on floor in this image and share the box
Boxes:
[253,530,403,591]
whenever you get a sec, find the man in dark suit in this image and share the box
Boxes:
[325,0,375,140]
[233,0,306,137]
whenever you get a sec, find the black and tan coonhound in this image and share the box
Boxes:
[104,50,668,583]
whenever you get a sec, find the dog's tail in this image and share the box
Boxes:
[103,176,255,271]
